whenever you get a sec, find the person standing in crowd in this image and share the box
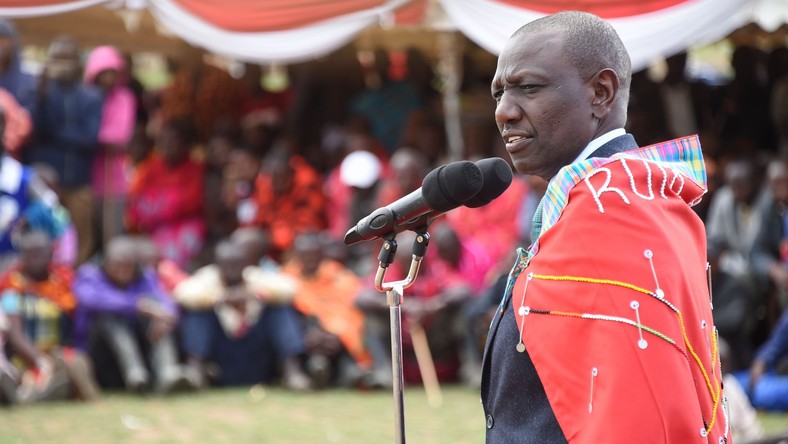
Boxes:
[174,239,310,390]
[0,20,35,108]
[349,49,424,153]
[325,149,384,275]
[243,148,326,259]
[83,45,137,248]
[706,159,769,368]
[126,117,205,269]
[482,11,727,442]
[0,108,68,272]
[751,160,788,313]
[26,35,102,265]
[656,51,717,142]
[157,49,243,141]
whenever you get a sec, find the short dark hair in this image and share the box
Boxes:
[514,11,632,106]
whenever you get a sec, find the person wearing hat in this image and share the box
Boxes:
[325,149,384,275]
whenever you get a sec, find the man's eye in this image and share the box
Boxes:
[520,84,538,91]
[492,90,503,100]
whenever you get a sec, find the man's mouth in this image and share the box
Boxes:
[506,135,526,143]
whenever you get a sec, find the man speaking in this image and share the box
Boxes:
[481,11,729,443]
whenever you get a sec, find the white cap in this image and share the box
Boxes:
[340,150,382,189]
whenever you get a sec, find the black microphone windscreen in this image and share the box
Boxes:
[422,161,483,212]
[464,157,513,208]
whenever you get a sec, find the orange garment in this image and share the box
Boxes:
[159,64,243,140]
[247,156,327,253]
[284,259,370,368]
[0,265,76,313]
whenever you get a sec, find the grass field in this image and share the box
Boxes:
[0,385,786,443]
[0,385,485,443]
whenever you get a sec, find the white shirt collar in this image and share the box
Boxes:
[571,128,626,164]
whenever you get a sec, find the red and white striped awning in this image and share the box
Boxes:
[0,0,783,68]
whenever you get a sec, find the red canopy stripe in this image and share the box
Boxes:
[0,0,92,5]
[394,0,427,25]
[171,0,397,32]
[495,0,690,19]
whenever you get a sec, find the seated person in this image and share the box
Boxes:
[230,227,279,272]
[746,309,788,411]
[173,239,309,390]
[0,305,16,405]
[719,339,766,443]
[73,235,195,394]
[430,224,493,385]
[283,232,370,388]
[356,230,475,386]
[0,231,99,402]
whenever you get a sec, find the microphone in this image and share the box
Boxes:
[464,157,513,208]
[343,157,514,246]
[396,157,512,232]
[344,160,483,245]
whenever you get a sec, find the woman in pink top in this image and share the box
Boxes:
[83,46,137,246]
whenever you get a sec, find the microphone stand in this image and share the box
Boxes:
[374,229,430,444]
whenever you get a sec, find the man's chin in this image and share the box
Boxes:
[512,159,549,180]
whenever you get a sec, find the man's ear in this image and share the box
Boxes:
[590,68,619,120]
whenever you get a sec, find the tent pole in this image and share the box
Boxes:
[438,31,465,162]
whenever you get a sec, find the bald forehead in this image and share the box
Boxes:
[493,30,574,91]
[105,238,136,261]
[19,232,51,251]
[215,241,245,262]
[498,30,567,69]
[49,39,78,58]
[768,161,788,180]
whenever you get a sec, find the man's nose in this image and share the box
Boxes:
[494,93,523,125]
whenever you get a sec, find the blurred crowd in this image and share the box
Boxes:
[0,18,786,437]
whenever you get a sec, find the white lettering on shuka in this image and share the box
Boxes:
[584,167,630,214]
[584,159,687,214]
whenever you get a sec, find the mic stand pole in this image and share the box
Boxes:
[374,230,430,444]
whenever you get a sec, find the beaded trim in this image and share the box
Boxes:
[524,307,681,352]
[519,273,722,435]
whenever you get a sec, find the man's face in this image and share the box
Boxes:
[218,251,246,287]
[492,30,596,180]
[771,171,788,207]
[0,37,14,68]
[296,244,323,277]
[47,41,80,85]
[105,255,137,288]
[20,242,52,281]
[157,126,187,166]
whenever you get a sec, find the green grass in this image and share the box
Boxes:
[0,385,485,444]
[0,386,786,443]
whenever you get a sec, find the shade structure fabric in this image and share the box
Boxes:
[0,0,784,66]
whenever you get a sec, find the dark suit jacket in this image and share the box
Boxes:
[481,134,638,443]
